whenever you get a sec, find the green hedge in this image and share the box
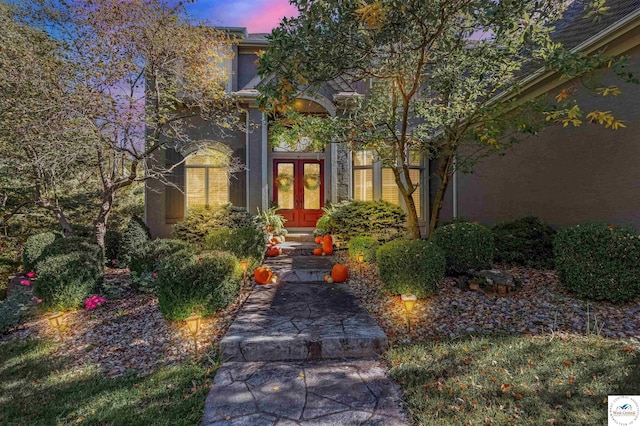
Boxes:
[22,232,59,272]
[174,204,259,246]
[156,250,240,321]
[120,216,151,266]
[431,222,494,275]
[554,223,640,303]
[0,285,32,334]
[129,239,193,292]
[492,216,556,269]
[376,239,445,298]
[316,200,406,243]
[38,237,104,269]
[204,227,266,264]
[348,236,380,263]
[34,252,103,312]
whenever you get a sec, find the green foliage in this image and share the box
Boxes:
[174,204,259,246]
[104,229,122,266]
[347,236,380,263]
[33,252,103,312]
[38,237,104,269]
[314,214,332,237]
[376,239,445,298]
[431,222,494,275]
[129,239,193,292]
[204,227,266,264]
[257,206,287,236]
[120,216,151,266]
[553,223,640,303]
[22,232,59,272]
[317,200,406,243]
[0,285,33,334]
[492,216,556,269]
[156,250,240,321]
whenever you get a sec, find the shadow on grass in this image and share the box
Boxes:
[386,334,640,425]
[0,339,216,426]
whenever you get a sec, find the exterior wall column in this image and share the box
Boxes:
[247,107,267,213]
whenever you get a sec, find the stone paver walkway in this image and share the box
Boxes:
[203,239,408,425]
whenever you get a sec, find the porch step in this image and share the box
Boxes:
[220,282,388,362]
[284,232,316,243]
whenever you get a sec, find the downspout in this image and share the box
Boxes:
[452,156,458,219]
[261,112,268,210]
[245,111,250,210]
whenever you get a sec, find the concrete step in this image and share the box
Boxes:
[284,232,316,243]
[220,282,388,362]
[202,359,408,425]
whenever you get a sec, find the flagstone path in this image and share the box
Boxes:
[203,239,409,425]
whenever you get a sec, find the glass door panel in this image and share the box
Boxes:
[303,163,321,210]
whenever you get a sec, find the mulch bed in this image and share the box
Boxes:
[337,252,640,346]
[0,269,253,377]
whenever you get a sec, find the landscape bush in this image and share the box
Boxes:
[554,223,640,303]
[129,239,192,292]
[120,216,151,266]
[316,200,406,243]
[34,252,103,311]
[174,204,259,246]
[431,222,494,275]
[38,237,104,269]
[348,236,380,263]
[104,229,122,266]
[204,227,266,263]
[0,285,33,334]
[22,232,59,272]
[156,250,240,321]
[376,239,445,298]
[492,216,556,269]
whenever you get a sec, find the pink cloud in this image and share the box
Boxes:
[188,0,298,33]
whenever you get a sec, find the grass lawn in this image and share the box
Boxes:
[386,335,640,425]
[0,338,215,426]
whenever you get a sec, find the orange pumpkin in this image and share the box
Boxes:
[266,246,280,257]
[253,266,272,284]
[322,234,333,255]
[313,248,323,256]
[331,263,348,283]
[315,236,323,244]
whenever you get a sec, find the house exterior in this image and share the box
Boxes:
[146,1,640,238]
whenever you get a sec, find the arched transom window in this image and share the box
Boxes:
[185,148,229,209]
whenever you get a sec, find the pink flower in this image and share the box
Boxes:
[26,271,36,278]
[20,279,30,286]
[111,259,116,265]
[152,272,158,278]
[85,294,106,310]
[157,253,163,259]
[198,257,204,263]
[31,296,42,304]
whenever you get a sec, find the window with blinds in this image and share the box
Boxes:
[185,150,229,209]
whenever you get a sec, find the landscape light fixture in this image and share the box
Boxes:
[357,253,364,273]
[48,312,64,342]
[185,314,202,356]
[400,293,417,332]
[240,259,249,286]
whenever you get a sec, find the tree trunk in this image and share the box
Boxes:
[402,191,422,239]
[94,190,114,249]
[53,206,74,237]
[428,154,454,237]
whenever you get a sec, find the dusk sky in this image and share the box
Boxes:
[185,0,298,34]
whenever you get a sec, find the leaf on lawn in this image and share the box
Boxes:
[622,346,634,352]
[547,419,556,425]
[272,386,280,391]
[584,386,595,396]
[562,360,572,367]
[500,383,511,393]
[565,390,571,398]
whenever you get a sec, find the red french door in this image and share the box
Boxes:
[273,159,324,227]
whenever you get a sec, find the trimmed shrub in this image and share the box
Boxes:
[120,216,151,266]
[38,237,104,269]
[554,223,640,303]
[129,239,193,291]
[157,250,240,321]
[317,200,406,243]
[431,222,494,275]
[314,214,332,237]
[34,252,103,311]
[348,236,380,263]
[22,232,59,272]
[204,227,266,263]
[376,239,445,298]
[0,285,33,334]
[174,204,259,246]
[492,217,556,269]
[70,224,94,238]
[104,229,122,266]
